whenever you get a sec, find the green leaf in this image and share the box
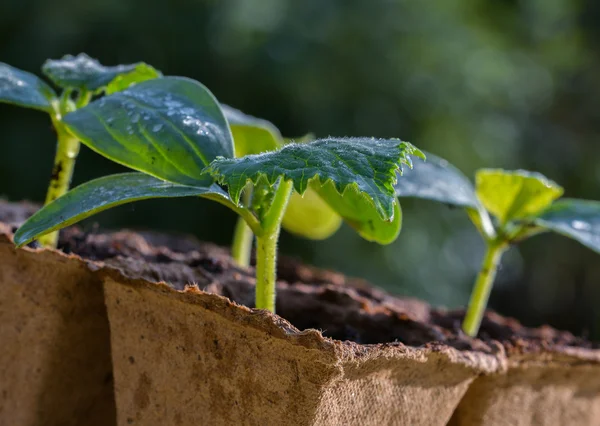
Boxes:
[105,63,162,95]
[206,137,422,220]
[14,173,229,247]
[63,77,234,186]
[314,181,402,244]
[221,105,281,157]
[42,53,159,92]
[0,62,57,112]
[395,152,479,209]
[533,199,600,254]
[281,187,342,240]
[475,169,564,224]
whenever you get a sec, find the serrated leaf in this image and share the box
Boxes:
[282,188,342,240]
[221,104,281,157]
[476,169,564,224]
[533,199,600,254]
[395,152,479,209]
[206,137,422,220]
[42,53,158,92]
[0,62,57,112]
[63,77,234,186]
[105,63,162,95]
[14,173,229,247]
[314,181,402,244]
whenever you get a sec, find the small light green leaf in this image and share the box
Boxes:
[395,152,479,209]
[0,62,57,112]
[221,105,282,157]
[105,63,162,95]
[14,173,229,247]
[282,188,342,240]
[42,53,159,92]
[533,199,600,254]
[63,77,234,186]
[206,137,422,220]
[314,181,402,244]
[476,169,564,224]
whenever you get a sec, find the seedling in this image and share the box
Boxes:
[14,76,423,312]
[395,153,600,336]
[221,106,342,267]
[0,54,160,247]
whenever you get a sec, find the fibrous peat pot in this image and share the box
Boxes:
[0,220,115,425]
[101,266,501,426]
[447,313,600,426]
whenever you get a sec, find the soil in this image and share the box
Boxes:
[2,200,597,355]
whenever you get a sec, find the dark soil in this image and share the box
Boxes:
[2,200,597,355]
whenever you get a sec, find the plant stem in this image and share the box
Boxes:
[38,119,80,248]
[462,241,507,337]
[38,90,90,248]
[231,190,254,267]
[254,180,293,312]
[232,217,253,267]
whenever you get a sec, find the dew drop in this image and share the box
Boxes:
[131,114,140,123]
[152,124,163,132]
[107,117,114,124]
[572,220,591,231]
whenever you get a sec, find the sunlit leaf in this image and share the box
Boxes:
[222,104,281,157]
[314,181,402,244]
[0,62,57,112]
[282,188,342,240]
[533,199,600,254]
[63,77,234,186]
[14,173,229,247]
[206,137,423,221]
[105,63,162,94]
[476,169,563,224]
[42,53,159,92]
[395,152,478,209]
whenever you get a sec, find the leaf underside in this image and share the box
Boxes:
[206,137,423,221]
[105,63,162,95]
[14,173,229,247]
[476,169,564,224]
[395,152,479,209]
[533,198,600,254]
[221,104,282,157]
[0,62,56,112]
[281,188,343,240]
[63,77,234,186]
[42,53,158,92]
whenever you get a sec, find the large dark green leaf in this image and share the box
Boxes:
[533,199,600,254]
[42,53,160,92]
[222,104,281,157]
[63,77,234,186]
[206,137,423,220]
[395,152,479,209]
[476,169,563,225]
[0,62,57,112]
[14,173,229,247]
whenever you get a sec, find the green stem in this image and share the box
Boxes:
[38,120,80,248]
[231,190,254,267]
[462,241,507,337]
[232,217,253,267]
[254,180,293,312]
[38,90,90,248]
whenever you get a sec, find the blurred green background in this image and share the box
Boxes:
[2,0,600,338]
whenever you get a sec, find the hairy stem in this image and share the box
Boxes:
[232,217,253,267]
[231,190,254,267]
[462,241,507,337]
[254,180,293,312]
[38,120,80,248]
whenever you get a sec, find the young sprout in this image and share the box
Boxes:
[396,153,600,336]
[14,76,423,313]
[0,54,160,247]
[221,106,342,267]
